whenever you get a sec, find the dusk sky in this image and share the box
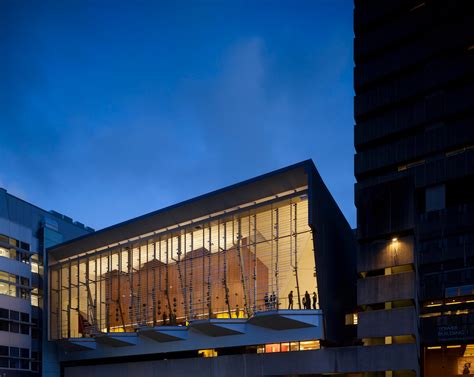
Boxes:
[1,1,355,231]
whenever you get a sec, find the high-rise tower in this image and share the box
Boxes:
[354,1,474,375]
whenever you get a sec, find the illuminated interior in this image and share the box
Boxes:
[425,345,474,377]
[49,190,319,339]
[257,340,320,353]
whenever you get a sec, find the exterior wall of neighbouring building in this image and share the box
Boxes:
[0,188,93,377]
[354,0,474,376]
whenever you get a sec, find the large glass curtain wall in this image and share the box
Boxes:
[50,193,318,339]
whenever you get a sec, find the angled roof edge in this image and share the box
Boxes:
[48,159,316,260]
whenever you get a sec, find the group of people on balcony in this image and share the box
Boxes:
[287,290,317,310]
[262,290,318,310]
[263,292,278,309]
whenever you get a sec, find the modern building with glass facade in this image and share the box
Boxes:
[43,160,395,377]
[0,188,93,377]
[5,1,472,375]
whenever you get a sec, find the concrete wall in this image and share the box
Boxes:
[358,307,417,338]
[358,236,414,272]
[63,344,419,377]
[358,271,415,305]
[57,324,323,363]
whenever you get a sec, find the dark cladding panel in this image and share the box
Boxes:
[308,166,357,345]
[357,177,414,240]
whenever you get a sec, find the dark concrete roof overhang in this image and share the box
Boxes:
[48,159,316,262]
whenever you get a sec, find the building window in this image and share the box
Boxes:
[9,323,19,333]
[280,342,290,352]
[31,361,40,372]
[0,308,8,319]
[299,340,320,351]
[31,262,39,274]
[31,327,39,339]
[31,288,39,307]
[9,347,19,357]
[9,359,20,369]
[0,347,31,371]
[20,359,29,370]
[425,185,445,212]
[345,312,358,325]
[0,320,8,331]
[265,343,281,353]
[0,271,30,299]
[257,340,320,353]
[0,308,32,335]
[290,341,299,351]
[198,349,217,358]
[20,324,29,335]
[0,234,31,264]
[31,254,40,273]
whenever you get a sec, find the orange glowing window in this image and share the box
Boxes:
[281,342,290,352]
[265,343,281,353]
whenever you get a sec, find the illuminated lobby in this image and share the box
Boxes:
[47,160,363,376]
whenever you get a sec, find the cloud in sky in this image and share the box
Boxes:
[0,1,355,230]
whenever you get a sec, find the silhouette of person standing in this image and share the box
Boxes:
[463,362,471,375]
[264,292,269,310]
[304,291,311,309]
[270,292,276,309]
[288,291,294,309]
[312,292,318,309]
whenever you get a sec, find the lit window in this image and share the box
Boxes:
[31,262,39,274]
[464,344,474,356]
[345,313,358,325]
[265,343,280,353]
[299,340,320,351]
[198,349,217,358]
[420,312,441,318]
[425,300,443,308]
[31,289,39,307]
[0,248,9,258]
[290,341,299,351]
[0,282,9,296]
[446,299,462,306]
[281,342,290,352]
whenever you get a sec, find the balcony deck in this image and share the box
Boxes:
[138,326,188,342]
